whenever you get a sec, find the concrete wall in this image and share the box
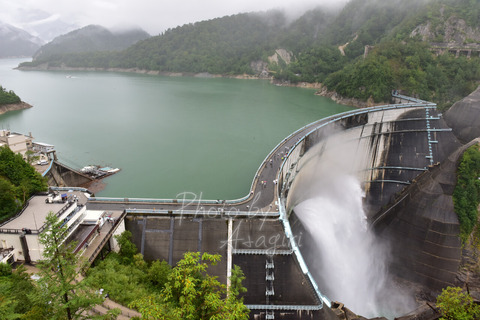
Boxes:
[46,161,93,187]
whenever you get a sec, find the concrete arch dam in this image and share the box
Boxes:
[87,95,465,319]
[282,95,464,308]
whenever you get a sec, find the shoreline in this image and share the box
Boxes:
[0,101,33,115]
[17,64,384,108]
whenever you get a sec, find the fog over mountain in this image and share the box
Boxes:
[0,22,44,58]
[0,6,78,42]
[2,0,348,37]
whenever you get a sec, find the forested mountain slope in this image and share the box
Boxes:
[19,0,480,109]
[32,25,150,61]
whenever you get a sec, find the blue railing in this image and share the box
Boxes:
[42,160,53,177]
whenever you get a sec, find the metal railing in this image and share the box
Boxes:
[50,186,91,193]
[246,304,322,311]
[87,210,127,264]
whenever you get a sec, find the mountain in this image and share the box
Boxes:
[17,0,480,109]
[8,8,78,42]
[33,25,150,61]
[0,22,44,58]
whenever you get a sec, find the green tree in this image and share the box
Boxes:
[0,86,21,105]
[130,252,249,320]
[114,230,138,265]
[0,264,41,319]
[0,146,48,222]
[86,254,152,306]
[35,212,117,320]
[437,286,480,320]
[453,145,480,242]
[147,260,171,290]
[0,178,21,222]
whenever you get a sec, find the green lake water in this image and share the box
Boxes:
[0,58,354,199]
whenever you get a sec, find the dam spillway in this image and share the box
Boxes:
[281,95,462,317]
[87,94,466,319]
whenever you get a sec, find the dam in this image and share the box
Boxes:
[83,93,473,319]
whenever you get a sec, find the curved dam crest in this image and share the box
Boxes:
[86,94,468,319]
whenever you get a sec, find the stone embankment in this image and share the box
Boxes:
[314,85,386,108]
[0,102,32,115]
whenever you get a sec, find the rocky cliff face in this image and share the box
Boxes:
[410,8,480,45]
[444,85,480,144]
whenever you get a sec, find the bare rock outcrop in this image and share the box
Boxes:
[444,85,480,143]
[0,101,32,115]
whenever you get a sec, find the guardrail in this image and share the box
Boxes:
[246,304,322,311]
[50,186,91,193]
[124,208,279,218]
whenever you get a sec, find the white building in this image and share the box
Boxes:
[0,189,125,264]
[0,129,32,158]
[32,141,55,154]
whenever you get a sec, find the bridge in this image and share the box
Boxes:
[81,92,469,319]
[430,42,480,58]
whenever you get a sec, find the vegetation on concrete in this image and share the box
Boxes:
[86,231,249,319]
[436,286,480,320]
[453,145,480,243]
[0,146,48,223]
[0,86,21,106]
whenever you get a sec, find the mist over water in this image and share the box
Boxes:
[291,139,415,318]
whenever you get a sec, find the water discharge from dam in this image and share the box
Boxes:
[290,137,415,318]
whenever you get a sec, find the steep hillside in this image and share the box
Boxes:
[320,0,480,109]
[0,22,44,58]
[33,25,150,61]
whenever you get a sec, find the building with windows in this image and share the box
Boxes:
[0,129,32,158]
[0,189,122,263]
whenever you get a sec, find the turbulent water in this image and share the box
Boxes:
[291,138,415,318]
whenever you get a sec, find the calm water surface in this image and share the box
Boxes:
[0,58,353,199]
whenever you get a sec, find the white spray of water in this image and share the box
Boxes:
[290,137,415,318]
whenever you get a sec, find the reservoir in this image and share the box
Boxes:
[0,58,353,199]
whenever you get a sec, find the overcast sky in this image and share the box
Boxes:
[2,0,348,36]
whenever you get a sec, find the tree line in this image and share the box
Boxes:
[0,86,21,106]
[0,146,48,222]
[453,145,480,242]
